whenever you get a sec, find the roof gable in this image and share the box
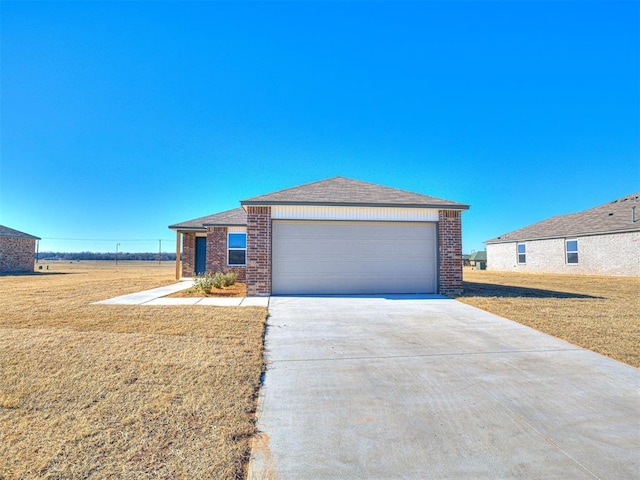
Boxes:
[241,177,469,209]
[485,193,640,244]
[468,251,487,261]
[0,225,40,240]
[169,208,247,230]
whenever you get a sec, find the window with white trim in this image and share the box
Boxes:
[228,233,246,265]
[517,243,526,264]
[566,239,578,264]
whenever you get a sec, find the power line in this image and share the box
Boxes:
[41,237,174,242]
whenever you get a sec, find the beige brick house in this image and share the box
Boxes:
[0,225,40,273]
[485,193,640,276]
[170,177,469,296]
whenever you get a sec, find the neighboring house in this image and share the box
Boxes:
[169,177,469,296]
[468,250,487,270]
[485,193,640,276]
[0,225,40,273]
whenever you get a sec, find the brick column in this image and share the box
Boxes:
[246,206,271,296]
[182,233,196,277]
[206,227,227,273]
[438,210,463,295]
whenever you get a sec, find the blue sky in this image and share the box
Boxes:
[1,0,638,254]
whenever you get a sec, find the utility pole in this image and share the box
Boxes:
[116,243,120,265]
[158,239,162,265]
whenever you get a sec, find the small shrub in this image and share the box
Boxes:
[211,271,237,289]
[211,272,225,289]
[222,271,237,287]
[192,273,215,294]
[192,271,237,293]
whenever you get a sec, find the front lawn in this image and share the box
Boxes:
[458,269,639,367]
[0,262,267,479]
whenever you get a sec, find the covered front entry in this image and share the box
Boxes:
[271,220,437,295]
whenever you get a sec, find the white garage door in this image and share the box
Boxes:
[272,220,437,295]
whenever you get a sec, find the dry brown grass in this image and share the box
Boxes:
[458,269,640,368]
[0,262,268,479]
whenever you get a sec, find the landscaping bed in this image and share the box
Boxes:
[167,282,246,298]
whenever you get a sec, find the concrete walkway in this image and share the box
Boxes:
[94,281,269,307]
[248,295,640,480]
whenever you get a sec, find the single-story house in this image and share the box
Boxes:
[485,193,640,276]
[169,177,469,296]
[0,225,40,273]
[468,250,487,270]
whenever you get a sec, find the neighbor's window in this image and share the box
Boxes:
[566,239,579,264]
[228,233,246,265]
[517,243,526,264]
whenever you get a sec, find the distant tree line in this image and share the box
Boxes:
[37,252,178,261]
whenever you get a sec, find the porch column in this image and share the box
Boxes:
[175,231,182,280]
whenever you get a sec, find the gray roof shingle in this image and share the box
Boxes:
[169,177,468,230]
[169,208,247,230]
[241,177,469,209]
[485,193,640,244]
[0,225,40,240]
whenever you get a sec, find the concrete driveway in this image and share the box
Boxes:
[248,296,639,480]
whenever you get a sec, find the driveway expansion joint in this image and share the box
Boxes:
[269,347,586,364]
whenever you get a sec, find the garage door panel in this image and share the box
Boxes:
[272,221,436,295]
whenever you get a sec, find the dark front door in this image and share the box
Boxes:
[195,237,207,275]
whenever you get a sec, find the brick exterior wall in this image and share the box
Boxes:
[246,206,272,296]
[0,237,36,273]
[182,233,196,277]
[438,210,463,295]
[180,205,465,294]
[205,227,247,281]
[486,231,640,276]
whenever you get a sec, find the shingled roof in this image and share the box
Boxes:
[241,177,469,209]
[169,208,247,230]
[468,250,487,262]
[0,225,40,240]
[485,193,640,244]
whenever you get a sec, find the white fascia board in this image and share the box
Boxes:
[271,205,439,222]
